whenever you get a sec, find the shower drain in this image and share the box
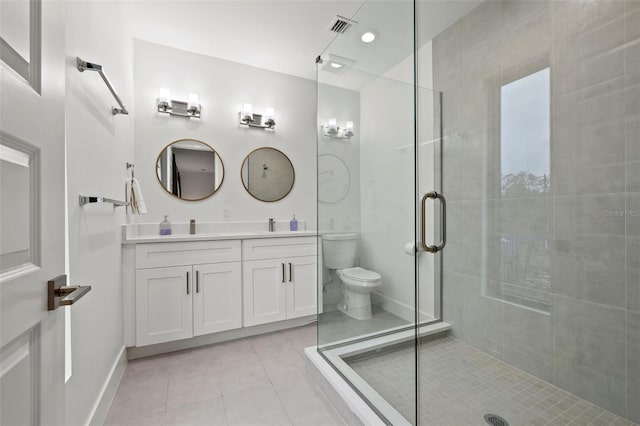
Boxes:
[484,414,510,426]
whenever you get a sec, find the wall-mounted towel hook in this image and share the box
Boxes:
[126,162,135,179]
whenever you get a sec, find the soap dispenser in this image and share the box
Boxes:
[289,214,298,231]
[159,215,172,236]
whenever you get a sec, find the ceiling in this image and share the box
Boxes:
[122,0,481,84]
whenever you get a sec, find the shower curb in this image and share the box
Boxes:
[305,346,383,426]
[305,322,451,425]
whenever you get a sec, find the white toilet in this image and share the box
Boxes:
[322,233,381,320]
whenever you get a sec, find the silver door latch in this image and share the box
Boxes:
[47,275,92,311]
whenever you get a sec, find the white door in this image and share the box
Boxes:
[193,262,242,336]
[0,1,68,425]
[286,256,317,319]
[136,266,193,346]
[242,259,287,326]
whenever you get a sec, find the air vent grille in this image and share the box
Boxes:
[328,15,357,34]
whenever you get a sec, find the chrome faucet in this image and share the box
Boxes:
[190,219,196,235]
[268,218,275,232]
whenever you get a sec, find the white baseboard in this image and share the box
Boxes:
[127,316,317,359]
[372,292,433,323]
[87,346,127,426]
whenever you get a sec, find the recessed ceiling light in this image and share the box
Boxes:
[321,54,356,74]
[361,32,376,43]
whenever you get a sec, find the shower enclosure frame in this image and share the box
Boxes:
[313,0,448,422]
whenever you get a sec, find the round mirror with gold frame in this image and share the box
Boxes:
[156,139,225,201]
[241,147,294,202]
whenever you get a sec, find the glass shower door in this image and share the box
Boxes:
[314,0,443,423]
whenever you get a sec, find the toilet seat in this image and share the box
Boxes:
[337,267,381,289]
[341,267,381,282]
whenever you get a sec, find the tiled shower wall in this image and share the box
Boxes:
[432,0,639,421]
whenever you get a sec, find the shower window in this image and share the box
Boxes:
[500,67,550,197]
[485,66,552,313]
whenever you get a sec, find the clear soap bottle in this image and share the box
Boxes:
[289,214,298,231]
[159,215,172,236]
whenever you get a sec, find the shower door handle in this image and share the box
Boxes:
[420,191,447,253]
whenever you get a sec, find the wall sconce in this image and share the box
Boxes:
[239,103,276,130]
[157,88,201,118]
[322,118,354,139]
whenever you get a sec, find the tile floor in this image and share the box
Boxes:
[105,324,345,426]
[349,336,639,426]
[317,306,410,345]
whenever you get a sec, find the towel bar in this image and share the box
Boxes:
[77,57,129,115]
[79,195,128,207]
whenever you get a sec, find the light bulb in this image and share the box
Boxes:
[158,88,170,103]
[187,92,199,110]
[265,107,275,121]
[242,103,253,121]
[361,32,376,43]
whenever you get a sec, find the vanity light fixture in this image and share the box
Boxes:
[157,88,201,118]
[239,103,276,130]
[322,118,354,139]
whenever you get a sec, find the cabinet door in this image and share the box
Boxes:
[193,262,242,336]
[243,259,287,326]
[136,266,193,346]
[286,256,318,319]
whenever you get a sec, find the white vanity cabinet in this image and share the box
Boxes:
[193,262,242,336]
[243,237,317,327]
[123,230,318,354]
[136,265,193,346]
[134,240,242,347]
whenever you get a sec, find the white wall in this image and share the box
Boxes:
[64,1,133,424]
[359,42,435,321]
[317,83,361,234]
[316,83,361,310]
[133,40,317,229]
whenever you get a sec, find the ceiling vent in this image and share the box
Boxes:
[328,15,357,35]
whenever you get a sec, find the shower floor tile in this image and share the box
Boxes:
[348,337,638,426]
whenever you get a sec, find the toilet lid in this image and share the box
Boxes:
[342,267,381,282]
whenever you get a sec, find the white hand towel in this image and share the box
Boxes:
[128,178,147,214]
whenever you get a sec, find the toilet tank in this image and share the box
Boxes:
[322,233,358,269]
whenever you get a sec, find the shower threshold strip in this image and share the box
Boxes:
[306,321,451,425]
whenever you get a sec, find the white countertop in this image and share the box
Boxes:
[122,221,317,244]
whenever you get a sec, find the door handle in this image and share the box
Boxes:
[186,271,190,295]
[281,263,285,283]
[47,275,92,311]
[420,191,447,253]
[196,270,200,293]
[289,263,292,282]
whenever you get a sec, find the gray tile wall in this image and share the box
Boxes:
[432,0,640,421]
